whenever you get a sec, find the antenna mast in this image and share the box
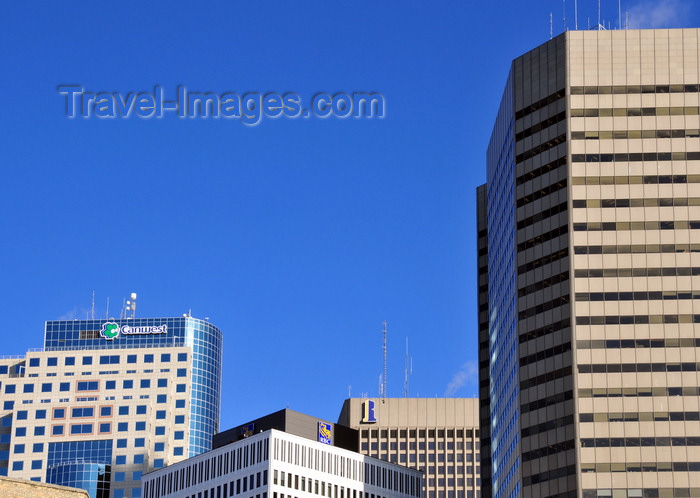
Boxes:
[382,321,387,399]
[563,0,567,31]
[90,291,95,320]
[404,337,413,398]
[574,0,578,29]
[550,12,553,39]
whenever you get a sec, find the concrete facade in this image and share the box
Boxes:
[0,476,89,497]
[337,398,480,498]
[481,28,700,498]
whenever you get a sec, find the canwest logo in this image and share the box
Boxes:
[99,322,168,340]
[361,400,377,423]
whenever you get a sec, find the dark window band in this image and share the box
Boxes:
[517,248,568,275]
[576,314,700,325]
[518,318,570,344]
[578,362,700,373]
[575,267,700,278]
[575,290,700,301]
[517,201,567,230]
[516,134,567,163]
[517,179,567,207]
[518,271,569,297]
[580,411,700,423]
[574,243,700,254]
[572,129,700,140]
[574,220,700,231]
[515,89,565,120]
[517,224,568,252]
[516,111,566,141]
[519,295,570,320]
[572,174,700,185]
[578,338,700,349]
[522,440,575,462]
[571,106,699,117]
[578,386,700,398]
[520,366,572,390]
[571,84,699,94]
[522,415,574,438]
[520,341,571,367]
[516,156,567,186]
[581,436,700,447]
[571,151,700,162]
[521,390,573,414]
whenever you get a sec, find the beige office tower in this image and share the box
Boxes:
[337,398,481,498]
[479,29,700,498]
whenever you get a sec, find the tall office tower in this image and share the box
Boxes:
[480,29,700,498]
[337,398,481,498]
[0,316,223,498]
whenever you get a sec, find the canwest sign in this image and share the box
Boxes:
[99,322,167,340]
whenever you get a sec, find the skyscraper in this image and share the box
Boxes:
[337,398,481,498]
[480,28,700,498]
[0,316,223,498]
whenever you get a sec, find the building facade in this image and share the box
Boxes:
[480,28,700,498]
[141,428,423,498]
[337,398,480,498]
[0,317,223,498]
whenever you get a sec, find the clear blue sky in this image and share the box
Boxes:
[1,1,698,429]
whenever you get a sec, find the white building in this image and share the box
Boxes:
[141,429,423,498]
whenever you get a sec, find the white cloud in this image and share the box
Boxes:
[444,360,478,397]
[626,0,692,29]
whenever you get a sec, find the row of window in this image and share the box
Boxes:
[575,290,700,301]
[516,179,566,208]
[521,415,574,438]
[522,440,574,462]
[520,341,571,368]
[520,365,572,390]
[520,390,572,414]
[571,106,700,117]
[583,489,700,498]
[575,267,700,278]
[570,84,700,95]
[580,437,700,447]
[576,314,700,325]
[578,362,700,373]
[518,295,569,320]
[360,429,475,439]
[515,110,566,141]
[146,439,269,497]
[575,244,700,254]
[574,220,700,231]
[516,156,566,186]
[518,317,570,345]
[582,462,700,473]
[573,197,700,208]
[572,129,700,140]
[572,152,700,163]
[517,201,567,231]
[516,133,566,163]
[578,386,700,398]
[572,174,700,185]
[518,271,569,298]
[3,398,186,412]
[2,376,185,394]
[23,352,188,368]
[515,88,564,120]
[576,338,700,349]
[580,411,700,423]
[517,223,567,252]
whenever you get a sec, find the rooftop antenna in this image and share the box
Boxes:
[563,0,567,31]
[105,297,110,320]
[91,291,95,320]
[381,321,388,398]
[378,374,383,397]
[404,337,413,398]
[574,0,578,29]
[120,298,126,319]
[618,0,621,29]
[348,385,352,398]
[598,0,601,28]
[125,293,137,319]
[549,12,553,39]
[625,11,629,29]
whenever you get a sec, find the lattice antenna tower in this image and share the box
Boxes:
[382,321,388,399]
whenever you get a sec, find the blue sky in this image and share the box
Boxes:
[1,1,698,429]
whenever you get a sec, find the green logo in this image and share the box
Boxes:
[100,322,120,340]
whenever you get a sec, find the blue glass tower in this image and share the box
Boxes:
[0,315,223,498]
